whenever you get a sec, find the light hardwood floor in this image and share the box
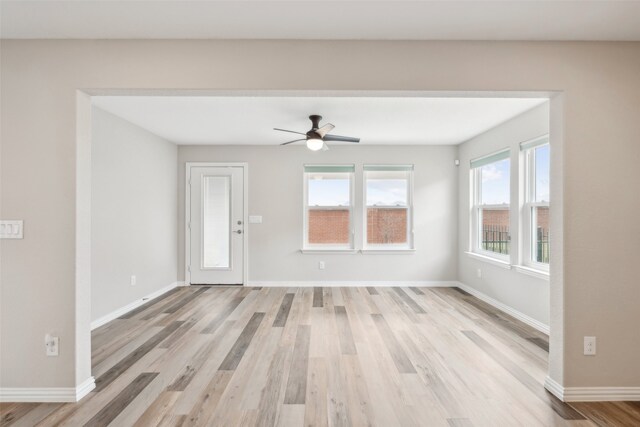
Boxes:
[2,286,639,426]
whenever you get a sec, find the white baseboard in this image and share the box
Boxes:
[247,281,459,288]
[90,281,181,330]
[545,376,640,401]
[544,376,565,400]
[455,281,550,335]
[0,376,95,403]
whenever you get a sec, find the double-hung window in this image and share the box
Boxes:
[363,165,414,249]
[522,136,550,268]
[471,150,511,259]
[303,165,355,250]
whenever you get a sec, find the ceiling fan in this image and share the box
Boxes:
[275,115,360,151]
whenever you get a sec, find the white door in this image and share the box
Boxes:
[189,165,244,284]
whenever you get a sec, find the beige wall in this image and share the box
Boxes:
[91,107,178,322]
[178,145,458,284]
[1,40,639,391]
[458,103,551,326]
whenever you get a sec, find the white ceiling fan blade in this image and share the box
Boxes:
[315,123,335,138]
[321,143,329,151]
[274,128,306,136]
[280,138,305,146]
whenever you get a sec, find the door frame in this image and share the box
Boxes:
[185,162,249,286]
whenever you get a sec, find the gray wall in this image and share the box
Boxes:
[458,103,550,326]
[1,40,639,391]
[178,145,458,283]
[91,108,178,322]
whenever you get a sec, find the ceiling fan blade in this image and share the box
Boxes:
[323,134,360,143]
[321,143,330,151]
[274,128,306,136]
[315,123,335,138]
[280,138,306,146]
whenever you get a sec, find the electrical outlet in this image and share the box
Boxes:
[318,261,325,270]
[45,334,59,356]
[477,268,482,278]
[130,275,136,286]
[584,336,596,356]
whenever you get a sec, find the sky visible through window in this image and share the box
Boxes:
[308,178,350,206]
[535,144,550,202]
[367,179,408,206]
[481,158,510,205]
[308,176,409,207]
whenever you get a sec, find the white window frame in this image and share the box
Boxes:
[470,150,511,262]
[521,136,550,272]
[302,165,355,252]
[362,165,414,251]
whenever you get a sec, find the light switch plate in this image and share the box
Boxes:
[249,215,263,224]
[0,220,23,239]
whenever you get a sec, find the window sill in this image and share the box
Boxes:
[513,265,549,281]
[465,251,512,269]
[360,249,416,254]
[300,249,357,254]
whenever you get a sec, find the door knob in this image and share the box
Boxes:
[234,230,243,234]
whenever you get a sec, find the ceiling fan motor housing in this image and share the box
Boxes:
[309,114,322,130]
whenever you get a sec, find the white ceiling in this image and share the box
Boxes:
[2,1,640,40]
[92,96,547,145]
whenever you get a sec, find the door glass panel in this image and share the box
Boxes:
[202,176,230,268]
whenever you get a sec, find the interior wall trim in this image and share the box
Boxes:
[0,377,95,403]
[545,377,640,402]
[456,281,550,335]
[90,281,182,330]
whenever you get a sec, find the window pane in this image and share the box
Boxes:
[308,173,350,206]
[534,206,550,263]
[367,208,407,244]
[308,209,350,244]
[480,158,510,205]
[202,176,230,268]
[534,144,550,202]
[481,208,510,255]
[366,171,408,206]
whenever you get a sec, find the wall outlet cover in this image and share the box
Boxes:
[45,334,59,356]
[584,336,596,356]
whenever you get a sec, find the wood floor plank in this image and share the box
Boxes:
[218,312,265,371]
[283,325,311,404]
[392,287,427,314]
[447,417,475,426]
[371,313,417,374]
[527,337,550,352]
[334,306,357,355]
[461,330,585,420]
[84,372,158,427]
[201,296,245,334]
[255,346,289,427]
[182,370,234,426]
[312,286,323,308]
[410,287,425,295]
[571,401,640,427]
[366,286,379,295]
[94,321,183,392]
[272,293,294,327]
[1,403,41,426]
[162,288,208,314]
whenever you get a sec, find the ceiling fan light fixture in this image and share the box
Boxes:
[306,138,324,151]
